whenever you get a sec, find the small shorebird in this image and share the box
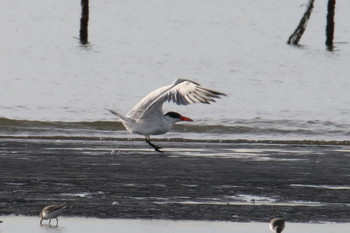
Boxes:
[39,204,69,226]
[109,79,226,152]
[269,218,285,233]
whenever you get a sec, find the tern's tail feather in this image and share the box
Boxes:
[108,109,128,122]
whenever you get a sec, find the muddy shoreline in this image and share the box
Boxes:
[0,138,349,222]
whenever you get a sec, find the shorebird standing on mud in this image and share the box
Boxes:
[109,79,226,152]
[269,218,285,233]
[39,204,69,226]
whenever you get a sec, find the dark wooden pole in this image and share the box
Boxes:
[287,0,314,45]
[325,0,336,50]
[80,0,89,44]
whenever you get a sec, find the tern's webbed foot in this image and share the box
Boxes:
[152,144,163,153]
[145,138,163,153]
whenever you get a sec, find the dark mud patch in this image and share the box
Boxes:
[0,138,349,222]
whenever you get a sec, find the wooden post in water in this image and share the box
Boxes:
[325,0,336,50]
[287,0,314,45]
[80,0,89,44]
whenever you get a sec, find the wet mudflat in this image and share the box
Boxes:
[0,138,349,222]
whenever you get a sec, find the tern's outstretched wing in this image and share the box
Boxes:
[126,79,226,120]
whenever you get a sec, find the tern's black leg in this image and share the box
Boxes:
[145,138,163,152]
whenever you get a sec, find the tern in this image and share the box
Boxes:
[109,78,226,152]
[269,218,285,233]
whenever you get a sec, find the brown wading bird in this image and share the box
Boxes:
[39,204,69,226]
[109,79,226,152]
[269,218,285,233]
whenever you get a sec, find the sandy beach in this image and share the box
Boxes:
[1,216,350,233]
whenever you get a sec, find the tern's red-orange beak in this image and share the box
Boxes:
[180,116,193,122]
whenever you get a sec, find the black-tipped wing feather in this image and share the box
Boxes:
[164,80,226,105]
[126,79,226,120]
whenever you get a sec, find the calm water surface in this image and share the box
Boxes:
[1,0,350,140]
